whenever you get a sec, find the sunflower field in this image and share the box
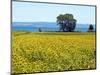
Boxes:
[12,32,96,74]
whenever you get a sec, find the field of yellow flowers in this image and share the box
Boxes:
[12,32,96,74]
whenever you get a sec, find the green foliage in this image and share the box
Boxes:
[57,13,76,21]
[88,24,94,32]
[57,13,77,32]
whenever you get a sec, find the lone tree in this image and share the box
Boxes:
[38,28,42,32]
[57,13,77,32]
[88,24,94,32]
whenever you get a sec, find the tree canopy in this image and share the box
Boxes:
[57,13,77,32]
[88,24,94,32]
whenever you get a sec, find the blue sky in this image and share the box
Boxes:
[12,1,96,24]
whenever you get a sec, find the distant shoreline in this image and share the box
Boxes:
[12,22,96,32]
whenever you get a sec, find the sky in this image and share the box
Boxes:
[12,1,96,24]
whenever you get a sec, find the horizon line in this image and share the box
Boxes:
[12,22,95,25]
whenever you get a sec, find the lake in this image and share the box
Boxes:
[12,22,96,32]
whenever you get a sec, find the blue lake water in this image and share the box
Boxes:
[12,22,96,32]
